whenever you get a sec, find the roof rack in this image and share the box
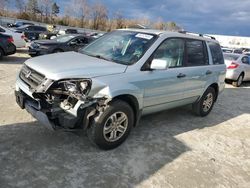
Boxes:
[178,31,216,40]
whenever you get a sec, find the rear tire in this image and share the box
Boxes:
[192,87,216,117]
[232,73,244,87]
[87,100,134,150]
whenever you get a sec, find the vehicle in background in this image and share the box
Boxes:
[0,25,26,48]
[58,29,78,35]
[15,25,47,41]
[39,25,58,40]
[89,32,105,39]
[222,47,233,53]
[39,31,58,40]
[7,22,34,28]
[222,47,243,54]
[232,48,243,54]
[16,29,226,149]
[28,34,95,56]
[223,53,250,87]
[0,33,16,59]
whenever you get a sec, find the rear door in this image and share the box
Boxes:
[182,39,211,100]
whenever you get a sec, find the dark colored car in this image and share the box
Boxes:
[15,25,47,41]
[28,34,95,56]
[7,21,34,28]
[0,33,16,59]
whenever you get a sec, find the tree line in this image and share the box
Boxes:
[0,0,182,31]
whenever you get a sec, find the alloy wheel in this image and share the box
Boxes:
[202,93,213,112]
[103,112,128,142]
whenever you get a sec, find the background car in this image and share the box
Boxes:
[39,31,58,40]
[0,25,26,48]
[7,21,34,28]
[58,29,78,35]
[28,34,95,56]
[15,25,47,41]
[223,53,250,86]
[0,33,16,59]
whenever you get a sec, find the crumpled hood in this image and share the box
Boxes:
[25,52,127,80]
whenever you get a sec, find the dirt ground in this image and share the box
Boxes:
[0,49,250,188]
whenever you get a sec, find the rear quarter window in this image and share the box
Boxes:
[208,42,224,64]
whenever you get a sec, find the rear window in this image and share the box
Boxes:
[186,39,208,66]
[223,54,239,61]
[208,42,224,64]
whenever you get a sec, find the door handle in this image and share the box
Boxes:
[206,70,212,75]
[177,73,186,78]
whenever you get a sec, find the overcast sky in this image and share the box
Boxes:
[80,0,250,36]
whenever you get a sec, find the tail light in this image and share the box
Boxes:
[227,62,239,69]
[7,37,14,43]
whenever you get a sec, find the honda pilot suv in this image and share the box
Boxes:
[15,29,226,149]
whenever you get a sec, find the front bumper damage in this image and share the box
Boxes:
[15,85,108,131]
[15,65,111,131]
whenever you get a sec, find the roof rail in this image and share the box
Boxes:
[178,31,216,40]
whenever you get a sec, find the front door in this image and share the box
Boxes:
[139,38,187,111]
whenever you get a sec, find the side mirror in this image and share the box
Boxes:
[150,59,168,70]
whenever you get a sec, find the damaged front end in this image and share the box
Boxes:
[16,65,109,130]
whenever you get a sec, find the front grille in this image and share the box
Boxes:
[19,65,45,89]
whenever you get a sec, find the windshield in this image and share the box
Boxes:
[52,35,75,43]
[80,30,157,65]
[223,54,240,61]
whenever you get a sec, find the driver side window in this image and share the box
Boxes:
[153,38,185,68]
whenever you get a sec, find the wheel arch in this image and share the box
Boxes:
[208,83,219,101]
[113,94,141,127]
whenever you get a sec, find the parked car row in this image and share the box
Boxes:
[28,34,95,56]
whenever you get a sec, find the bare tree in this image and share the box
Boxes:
[0,0,9,16]
[91,3,108,30]
[27,0,39,20]
[114,11,124,29]
[72,0,89,28]
[15,0,25,14]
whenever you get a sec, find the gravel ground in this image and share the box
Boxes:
[0,49,250,188]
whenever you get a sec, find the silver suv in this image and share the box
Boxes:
[15,29,226,149]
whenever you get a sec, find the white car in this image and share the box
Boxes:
[0,26,26,48]
[224,53,250,87]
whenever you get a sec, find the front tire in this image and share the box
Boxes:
[232,73,244,87]
[192,87,216,117]
[87,100,134,150]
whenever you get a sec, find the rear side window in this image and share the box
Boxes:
[208,42,224,64]
[186,39,208,66]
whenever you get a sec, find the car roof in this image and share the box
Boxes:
[118,28,219,43]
